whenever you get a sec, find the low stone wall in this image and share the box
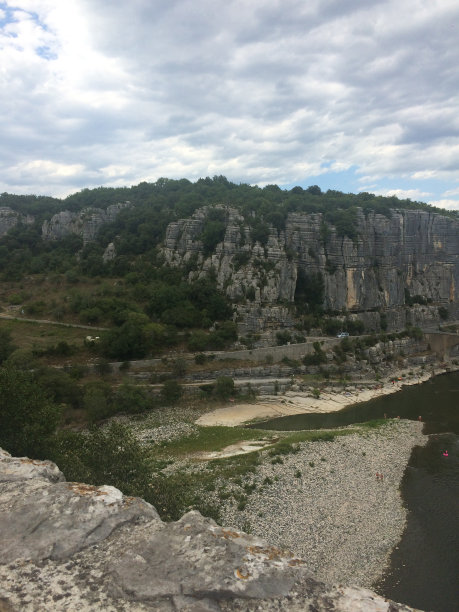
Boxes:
[208,339,339,363]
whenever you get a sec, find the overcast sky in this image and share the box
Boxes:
[1,0,458,209]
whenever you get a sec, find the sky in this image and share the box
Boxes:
[1,0,458,210]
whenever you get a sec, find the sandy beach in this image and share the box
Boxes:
[196,366,441,427]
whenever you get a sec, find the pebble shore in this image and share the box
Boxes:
[217,419,427,589]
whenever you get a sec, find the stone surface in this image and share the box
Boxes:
[110,511,308,601]
[161,206,459,333]
[0,207,34,238]
[0,449,159,563]
[0,448,421,611]
[42,202,131,244]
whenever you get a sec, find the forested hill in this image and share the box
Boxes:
[1,176,456,267]
[0,176,458,354]
[1,176,455,219]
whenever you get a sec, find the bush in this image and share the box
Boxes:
[52,423,151,498]
[0,367,61,458]
[276,330,291,346]
[94,359,113,377]
[172,357,187,377]
[215,376,235,400]
[113,383,152,414]
[83,381,114,422]
[438,306,448,321]
[5,348,38,369]
[187,330,209,352]
[36,367,82,409]
[201,215,226,255]
[160,380,183,405]
[0,329,15,364]
[303,342,327,366]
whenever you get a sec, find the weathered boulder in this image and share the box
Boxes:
[0,448,421,611]
[0,449,159,563]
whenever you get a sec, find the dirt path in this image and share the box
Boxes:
[0,313,109,331]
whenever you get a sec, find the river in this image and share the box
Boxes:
[250,372,459,612]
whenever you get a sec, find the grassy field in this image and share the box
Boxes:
[142,420,389,522]
[0,318,94,363]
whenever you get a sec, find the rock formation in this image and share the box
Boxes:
[0,207,34,238]
[0,448,419,611]
[41,202,131,244]
[162,206,459,333]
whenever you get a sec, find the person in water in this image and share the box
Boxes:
[442,450,449,457]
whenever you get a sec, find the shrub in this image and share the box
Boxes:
[0,329,15,364]
[119,361,131,372]
[276,330,291,346]
[438,306,448,321]
[215,376,235,400]
[84,381,114,422]
[5,348,38,370]
[160,380,183,405]
[187,330,209,352]
[113,383,152,414]
[0,367,62,458]
[172,357,187,377]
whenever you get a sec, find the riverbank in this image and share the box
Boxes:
[215,419,427,590]
[196,364,456,427]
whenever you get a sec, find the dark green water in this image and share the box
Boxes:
[251,372,459,612]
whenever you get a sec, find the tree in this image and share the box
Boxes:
[113,383,152,414]
[35,367,82,409]
[294,270,324,314]
[100,314,150,360]
[0,367,61,458]
[0,328,15,364]
[160,380,183,405]
[83,381,113,422]
[52,423,151,498]
[215,376,235,400]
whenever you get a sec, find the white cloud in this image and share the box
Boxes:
[428,199,459,211]
[378,188,433,200]
[0,0,458,198]
[443,187,459,197]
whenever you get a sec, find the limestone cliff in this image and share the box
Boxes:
[41,201,131,244]
[162,206,459,332]
[0,448,419,611]
[0,207,34,238]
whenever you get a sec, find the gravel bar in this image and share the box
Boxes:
[217,419,427,589]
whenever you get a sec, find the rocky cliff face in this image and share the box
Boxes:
[41,202,131,244]
[162,207,459,332]
[0,207,34,238]
[0,448,418,611]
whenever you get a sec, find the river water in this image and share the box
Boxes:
[251,372,459,612]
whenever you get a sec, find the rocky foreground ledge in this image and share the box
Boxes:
[0,448,420,611]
